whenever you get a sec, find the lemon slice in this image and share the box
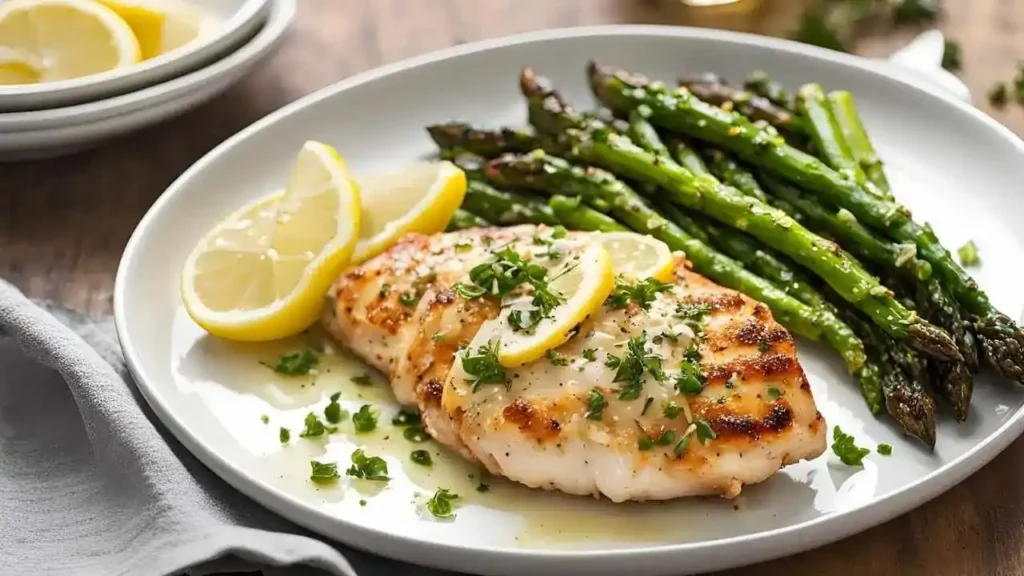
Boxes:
[495,242,615,367]
[181,141,361,342]
[96,0,204,60]
[596,231,675,282]
[0,48,40,84]
[0,0,141,83]
[352,161,466,264]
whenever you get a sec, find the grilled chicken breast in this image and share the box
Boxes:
[324,225,826,502]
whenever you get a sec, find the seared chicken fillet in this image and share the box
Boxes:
[324,225,826,502]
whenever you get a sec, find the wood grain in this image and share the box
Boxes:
[3,1,1023,574]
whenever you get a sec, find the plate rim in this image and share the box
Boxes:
[0,0,271,110]
[113,24,1024,573]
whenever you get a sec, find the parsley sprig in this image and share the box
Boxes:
[454,246,567,332]
[346,449,389,481]
[606,277,672,311]
[461,340,509,392]
[831,426,870,466]
[605,331,665,400]
[426,488,460,519]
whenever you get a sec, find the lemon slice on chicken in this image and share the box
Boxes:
[181,141,361,341]
[352,161,466,264]
[495,242,615,367]
[596,232,675,282]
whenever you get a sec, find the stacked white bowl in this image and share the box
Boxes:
[0,0,296,161]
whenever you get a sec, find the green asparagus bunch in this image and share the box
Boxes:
[586,61,1024,385]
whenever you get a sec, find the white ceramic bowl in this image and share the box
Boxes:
[0,0,271,112]
[0,0,294,162]
[115,25,1024,576]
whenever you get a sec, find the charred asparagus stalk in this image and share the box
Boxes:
[679,72,806,137]
[744,71,797,112]
[428,122,540,157]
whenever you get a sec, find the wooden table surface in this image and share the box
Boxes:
[4,1,1023,574]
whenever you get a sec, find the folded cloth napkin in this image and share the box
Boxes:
[0,280,456,576]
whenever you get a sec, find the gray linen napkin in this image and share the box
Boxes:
[0,280,456,576]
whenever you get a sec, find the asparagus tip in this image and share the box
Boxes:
[931,361,973,422]
[885,387,937,449]
[976,314,1024,385]
[905,322,963,363]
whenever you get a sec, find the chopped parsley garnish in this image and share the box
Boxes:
[877,443,893,456]
[298,412,336,438]
[324,392,348,424]
[309,460,340,484]
[352,405,378,434]
[268,350,318,375]
[605,277,672,311]
[582,348,598,362]
[379,283,391,297]
[641,396,654,416]
[545,349,570,366]
[637,423,676,451]
[455,247,567,328]
[675,361,705,395]
[279,427,290,444]
[831,426,870,466]
[766,386,783,401]
[431,331,447,343]
[584,389,607,421]
[461,340,509,392]
[684,344,702,364]
[675,302,712,321]
[260,414,269,424]
[410,449,433,466]
[351,373,373,386]
[426,488,460,519]
[455,240,474,253]
[673,435,690,457]
[664,402,681,420]
[958,240,981,267]
[404,425,430,443]
[346,449,389,481]
[476,482,490,492]
[606,331,665,400]
[454,283,488,299]
[551,225,567,239]
[399,292,420,306]
[507,309,530,333]
[695,419,717,444]
[391,410,422,427]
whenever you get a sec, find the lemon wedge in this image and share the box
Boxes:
[352,161,466,264]
[0,0,141,84]
[181,141,361,342]
[596,232,675,282]
[495,242,615,367]
[96,0,204,60]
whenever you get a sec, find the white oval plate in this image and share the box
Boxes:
[114,26,1024,576]
[0,0,293,162]
[0,0,271,112]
